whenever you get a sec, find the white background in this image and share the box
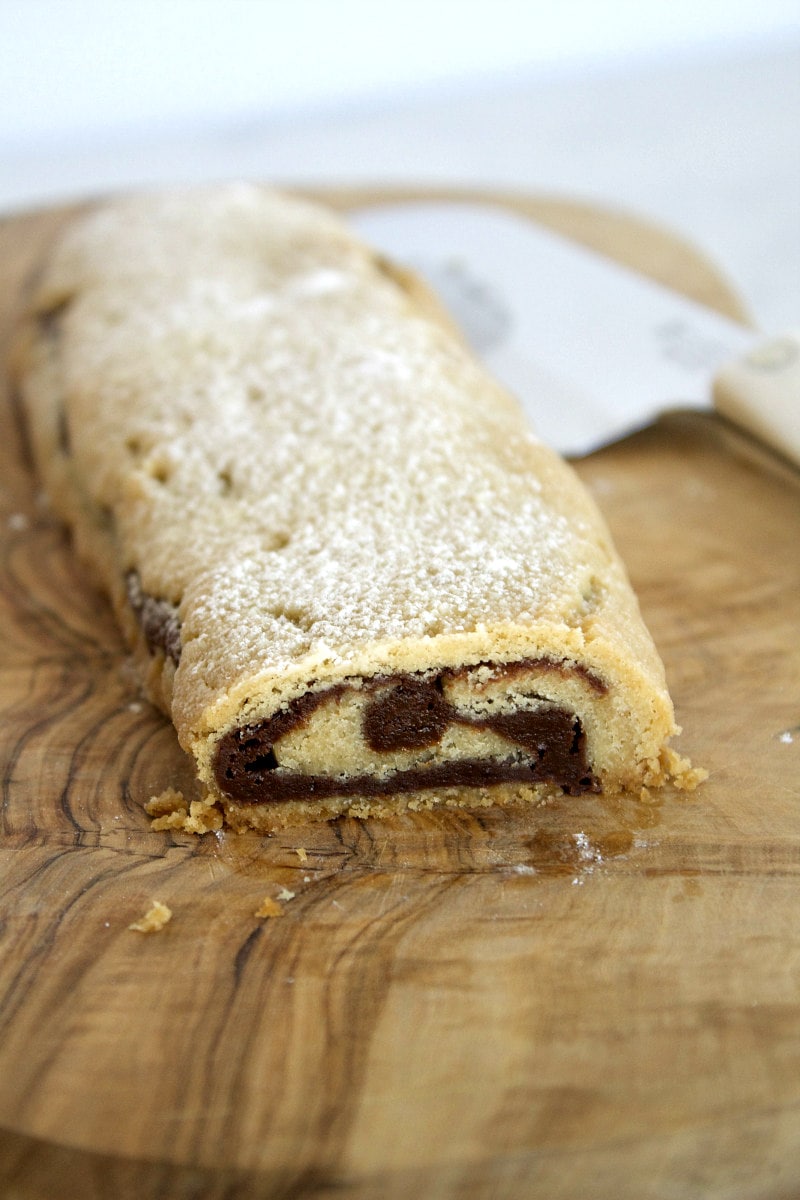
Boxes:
[1,1,798,329]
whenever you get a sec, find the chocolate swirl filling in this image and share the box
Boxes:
[126,570,182,665]
[214,669,599,804]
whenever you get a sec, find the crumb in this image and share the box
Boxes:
[182,798,224,834]
[293,847,308,863]
[7,513,29,532]
[145,787,186,817]
[643,748,708,793]
[277,887,296,902]
[663,748,709,791]
[146,789,223,834]
[254,896,285,919]
[129,899,172,933]
[674,765,709,791]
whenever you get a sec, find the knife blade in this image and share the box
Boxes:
[348,200,799,465]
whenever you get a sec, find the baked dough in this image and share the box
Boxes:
[11,184,685,830]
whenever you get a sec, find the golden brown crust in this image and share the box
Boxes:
[14,184,680,829]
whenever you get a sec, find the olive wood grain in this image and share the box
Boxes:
[1,188,799,1200]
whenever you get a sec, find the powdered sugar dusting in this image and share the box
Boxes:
[37,185,637,732]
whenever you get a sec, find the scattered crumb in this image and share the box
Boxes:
[145,787,186,818]
[7,512,29,532]
[183,798,224,834]
[293,847,308,863]
[645,748,708,793]
[146,788,223,834]
[778,729,795,745]
[254,896,285,919]
[277,887,296,902]
[129,899,172,933]
[663,749,709,791]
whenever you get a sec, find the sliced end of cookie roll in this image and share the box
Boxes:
[12,183,689,830]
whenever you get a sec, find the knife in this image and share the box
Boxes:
[348,200,800,466]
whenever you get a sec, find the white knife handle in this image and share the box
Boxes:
[712,332,800,468]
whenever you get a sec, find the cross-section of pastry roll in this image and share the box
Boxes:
[11,184,688,830]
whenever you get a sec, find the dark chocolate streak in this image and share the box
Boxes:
[216,689,343,786]
[362,676,451,751]
[125,570,182,665]
[214,669,600,804]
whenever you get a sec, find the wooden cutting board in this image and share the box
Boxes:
[1,188,798,1200]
